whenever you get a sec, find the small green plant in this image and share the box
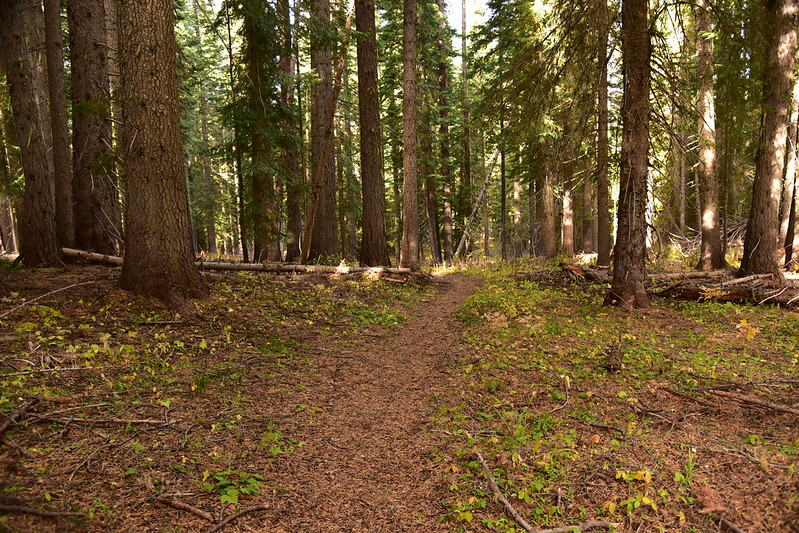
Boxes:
[258,422,302,456]
[201,470,264,505]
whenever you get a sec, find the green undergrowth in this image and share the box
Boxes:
[0,270,431,530]
[437,259,799,532]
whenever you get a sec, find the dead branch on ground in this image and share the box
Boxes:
[707,389,799,416]
[0,503,84,518]
[203,504,270,533]
[474,451,619,533]
[156,497,214,522]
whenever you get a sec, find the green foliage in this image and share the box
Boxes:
[201,469,264,505]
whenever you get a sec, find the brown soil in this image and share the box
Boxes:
[0,268,481,532]
[260,273,480,531]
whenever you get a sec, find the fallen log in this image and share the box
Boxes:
[656,283,799,307]
[61,248,413,275]
[61,247,123,266]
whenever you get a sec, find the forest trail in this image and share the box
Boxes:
[270,273,481,532]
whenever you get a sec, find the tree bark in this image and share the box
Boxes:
[542,138,557,258]
[356,0,390,266]
[280,0,301,262]
[438,0,454,262]
[0,0,61,266]
[740,0,799,277]
[117,0,207,301]
[68,0,118,255]
[781,76,799,264]
[459,0,471,249]
[400,0,419,270]
[596,0,611,266]
[561,124,574,257]
[422,126,441,264]
[308,0,339,261]
[43,0,74,249]
[605,0,650,308]
[695,0,725,270]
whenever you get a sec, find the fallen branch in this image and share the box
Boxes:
[0,366,113,377]
[156,497,214,522]
[0,398,38,436]
[718,516,747,533]
[475,451,619,533]
[661,387,718,409]
[204,504,270,533]
[27,414,174,426]
[0,281,96,320]
[707,389,799,416]
[0,503,84,518]
[474,450,536,532]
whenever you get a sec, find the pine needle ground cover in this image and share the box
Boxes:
[438,259,798,532]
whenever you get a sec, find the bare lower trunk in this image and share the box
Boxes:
[399,0,419,270]
[606,0,650,308]
[740,0,798,277]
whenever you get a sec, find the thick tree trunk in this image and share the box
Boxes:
[605,0,650,308]
[308,0,339,261]
[740,0,799,277]
[596,0,611,266]
[400,0,419,270]
[356,0,390,266]
[117,0,207,301]
[0,0,61,266]
[44,0,74,249]
[68,0,118,255]
[695,0,725,270]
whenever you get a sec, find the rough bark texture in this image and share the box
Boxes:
[606,0,650,308]
[356,0,390,266]
[695,0,724,270]
[308,0,339,261]
[44,0,74,249]
[246,9,281,263]
[740,0,798,277]
[596,0,611,266]
[117,0,207,301]
[68,0,118,255]
[279,0,302,262]
[0,0,61,266]
[400,0,419,270]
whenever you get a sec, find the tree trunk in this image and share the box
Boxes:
[561,124,574,257]
[117,0,207,301]
[438,0,454,262]
[308,0,339,261]
[605,0,650,308]
[43,0,74,249]
[695,0,725,270]
[582,158,595,253]
[542,138,557,258]
[68,0,118,255]
[400,0,419,270]
[596,0,611,266]
[356,0,389,266]
[781,76,799,263]
[422,127,441,264]
[459,0,471,249]
[512,178,523,258]
[500,130,507,260]
[0,0,61,266]
[740,0,799,277]
[279,0,301,262]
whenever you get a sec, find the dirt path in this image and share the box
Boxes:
[267,273,481,532]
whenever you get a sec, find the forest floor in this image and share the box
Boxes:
[0,260,797,532]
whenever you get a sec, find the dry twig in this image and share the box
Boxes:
[0,503,84,518]
[156,497,214,522]
[0,281,96,320]
[203,504,270,533]
[474,451,618,533]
